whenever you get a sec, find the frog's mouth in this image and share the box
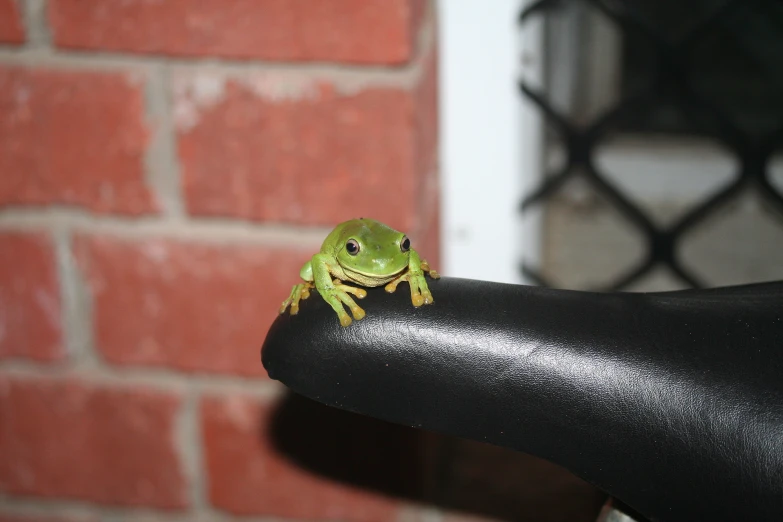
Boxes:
[342,264,407,282]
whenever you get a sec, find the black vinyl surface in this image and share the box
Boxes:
[261,277,783,522]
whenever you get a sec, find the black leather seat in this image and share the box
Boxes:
[261,277,783,522]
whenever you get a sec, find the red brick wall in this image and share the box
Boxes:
[0,1,439,520]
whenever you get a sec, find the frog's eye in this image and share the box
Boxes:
[346,239,360,255]
[400,236,410,252]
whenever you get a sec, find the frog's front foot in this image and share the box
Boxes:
[320,282,367,327]
[385,269,436,307]
[280,281,315,316]
[421,260,441,280]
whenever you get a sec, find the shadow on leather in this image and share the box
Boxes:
[266,391,607,522]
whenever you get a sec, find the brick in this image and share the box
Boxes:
[49,0,423,64]
[0,233,63,362]
[201,394,401,520]
[0,375,186,508]
[0,0,24,44]
[411,46,441,269]
[415,46,439,187]
[74,235,313,376]
[416,184,441,271]
[0,66,156,215]
[0,515,95,522]
[174,72,434,233]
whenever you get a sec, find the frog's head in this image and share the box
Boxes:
[335,218,411,280]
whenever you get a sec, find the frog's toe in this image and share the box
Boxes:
[338,284,367,299]
[280,298,294,314]
[421,261,440,279]
[280,282,313,315]
[351,306,366,320]
[334,289,364,317]
[338,313,353,327]
[411,291,425,307]
[385,277,404,293]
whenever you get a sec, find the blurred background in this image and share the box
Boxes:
[1,1,781,522]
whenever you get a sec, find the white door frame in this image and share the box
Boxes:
[438,0,543,284]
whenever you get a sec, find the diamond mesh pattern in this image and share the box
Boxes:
[519,0,783,290]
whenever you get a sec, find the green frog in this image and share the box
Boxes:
[280,218,440,326]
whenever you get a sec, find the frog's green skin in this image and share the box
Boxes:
[280,218,440,327]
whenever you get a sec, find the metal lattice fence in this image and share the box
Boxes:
[519,0,783,291]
